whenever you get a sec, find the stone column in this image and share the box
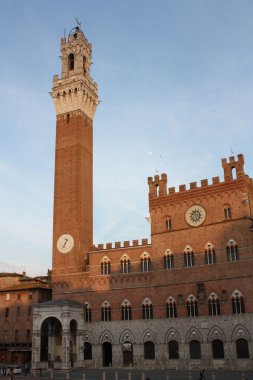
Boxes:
[76,332,84,367]
[32,331,41,369]
[62,329,71,370]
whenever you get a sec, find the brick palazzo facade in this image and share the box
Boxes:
[0,272,51,365]
[27,26,253,370]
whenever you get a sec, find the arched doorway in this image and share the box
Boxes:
[102,342,112,367]
[40,317,62,364]
[122,342,133,367]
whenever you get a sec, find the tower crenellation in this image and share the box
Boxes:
[148,154,247,200]
[222,153,245,181]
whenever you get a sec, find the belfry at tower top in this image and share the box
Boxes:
[51,26,99,119]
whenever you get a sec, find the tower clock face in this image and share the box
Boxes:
[185,205,206,227]
[57,234,74,253]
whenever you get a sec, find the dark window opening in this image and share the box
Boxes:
[212,339,224,359]
[190,340,201,359]
[168,340,179,359]
[68,53,75,71]
[144,341,155,359]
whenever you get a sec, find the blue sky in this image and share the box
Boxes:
[1,0,253,275]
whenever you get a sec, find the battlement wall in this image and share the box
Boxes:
[148,154,247,199]
[90,238,150,252]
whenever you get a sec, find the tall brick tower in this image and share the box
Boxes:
[51,26,99,276]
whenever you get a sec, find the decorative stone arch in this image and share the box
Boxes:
[207,325,226,342]
[231,289,244,298]
[121,298,131,307]
[100,330,114,344]
[120,253,130,261]
[204,242,215,250]
[186,326,203,343]
[231,325,251,341]
[184,245,194,253]
[142,297,153,306]
[165,327,181,343]
[140,251,150,260]
[119,329,135,344]
[100,256,111,275]
[142,329,156,343]
[32,300,84,370]
[101,255,110,263]
[83,331,94,344]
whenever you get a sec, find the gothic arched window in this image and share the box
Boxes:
[232,290,245,314]
[84,303,92,322]
[227,240,239,262]
[140,252,151,272]
[224,205,232,219]
[164,249,174,269]
[101,257,111,275]
[205,243,216,265]
[165,217,172,231]
[101,301,111,321]
[121,299,132,321]
[187,295,198,317]
[142,298,153,320]
[184,246,195,267]
[208,293,220,316]
[166,297,177,318]
[120,255,131,274]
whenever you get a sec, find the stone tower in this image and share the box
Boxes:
[51,26,99,276]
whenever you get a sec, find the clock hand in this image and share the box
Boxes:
[63,238,68,248]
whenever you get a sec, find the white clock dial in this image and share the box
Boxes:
[185,205,206,227]
[57,234,74,253]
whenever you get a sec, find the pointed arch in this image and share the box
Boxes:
[186,326,203,343]
[119,329,135,344]
[231,325,250,341]
[226,239,239,261]
[101,256,111,275]
[120,254,131,274]
[186,294,198,317]
[208,292,220,316]
[142,329,156,343]
[83,331,94,344]
[207,325,226,342]
[121,299,132,321]
[142,298,153,320]
[164,249,174,269]
[101,300,111,321]
[184,246,195,267]
[140,251,151,272]
[165,328,181,343]
[166,296,177,318]
[99,330,114,344]
[231,290,245,314]
[204,242,216,265]
[84,302,92,322]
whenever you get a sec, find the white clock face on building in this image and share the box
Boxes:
[57,234,74,253]
[185,205,206,227]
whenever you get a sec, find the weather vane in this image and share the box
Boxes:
[75,17,82,28]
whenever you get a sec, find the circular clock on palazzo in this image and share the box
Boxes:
[185,205,206,227]
[57,233,74,253]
